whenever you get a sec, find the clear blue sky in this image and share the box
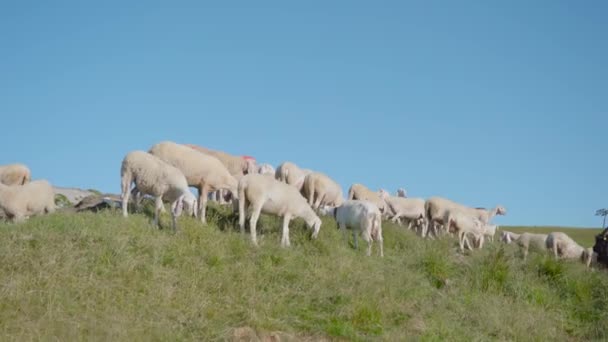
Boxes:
[1,1,606,227]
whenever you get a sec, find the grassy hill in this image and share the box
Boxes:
[1,204,607,341]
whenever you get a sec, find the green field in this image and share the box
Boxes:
[1,205,607,341]
[501,226,602,248]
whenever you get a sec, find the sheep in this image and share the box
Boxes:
[425,196,506,238]
[257,163,276,177]
[483,224,499,243]
[120,151,197,231]
[444,209,485,252]
[237,174,322,247]
[397,188,407,198]
[379,190,426,232]
[186,144,256,205]
[148,141,238,224]
[0,163,31,186]
[0,180,55,222]
[347,183,386,213]
[275,161,312,191]
[545,232,594,268]
[501,231,520,244]
[329,200,384,257]
[515,233,548,260]
[302,171,344,210]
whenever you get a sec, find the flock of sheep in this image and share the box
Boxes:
[0,141,597,266]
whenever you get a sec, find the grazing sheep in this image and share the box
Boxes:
[257,163,276,177]
[425,196,506,238]
[238,174,322,247]
[0,163,31,186]
[501,231,521,244]
[348,183,386,213]
[444,210,485,252]
[397,188,407,198]
[186,144,256,205]
[515,233,548,260]
[379,190,426,232]
[483,224,499,242]
[275,162,312,191]
[186,144,257,179]
[121,151,197,231]
[329,200,383,257]
[149,141,238,224]
[302,172,344,209]
[0,180,55,222]
[546,232,594,268]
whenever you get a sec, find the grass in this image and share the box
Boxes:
[503,226,602,247]
[0,204,607,341]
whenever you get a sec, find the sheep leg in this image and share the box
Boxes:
[552,243,559,260]
[238,189,247,235]
[353,229,359,250]
[121,173,132,218]
[154,196,163,228]
[281,214,292,247]
[198,183,209,224]
[249,200,263,246]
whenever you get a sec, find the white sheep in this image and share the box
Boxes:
[120,151,197,231]
[302,171,344,209]
[348,183,386,213]
[0,180,55,222]
[500,231,520,244]
[257,163,276,177]
[379,190,426,232]
[148,141,238,224]
[483,223,499,243]
[275,161,312,191]
[545,232,594,268]
[515,233,548,260]
[0,163,31,186]
[329,200,384,257]
[186,144,256,205]
[237,174,322,247]
[444,209,485,252]
[425,196,506,238]
[186,144,257,179]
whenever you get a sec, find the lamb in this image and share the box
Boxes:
[238,174,322,247]
[444,209,485,252]
[348,183,386,213]
[501,231,520,244]
[302,171,344,209]
[545,232,594,268]
[0,180,55,222]
[0,163,31,186]
[379,190,426,232]
[515,233,548,260]
[148,141,238,224]
[483,224,499,242]
[257,163,276,177]
[275,161,312,191]
[329,200,384,257]
[425,196,506,238]
[120,151,197,231]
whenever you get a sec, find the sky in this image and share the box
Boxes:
[1,1,606,227]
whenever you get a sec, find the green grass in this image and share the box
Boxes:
[503,226,602,247]
[1,205,607,341]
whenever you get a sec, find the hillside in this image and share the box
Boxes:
[1,204,607,341]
